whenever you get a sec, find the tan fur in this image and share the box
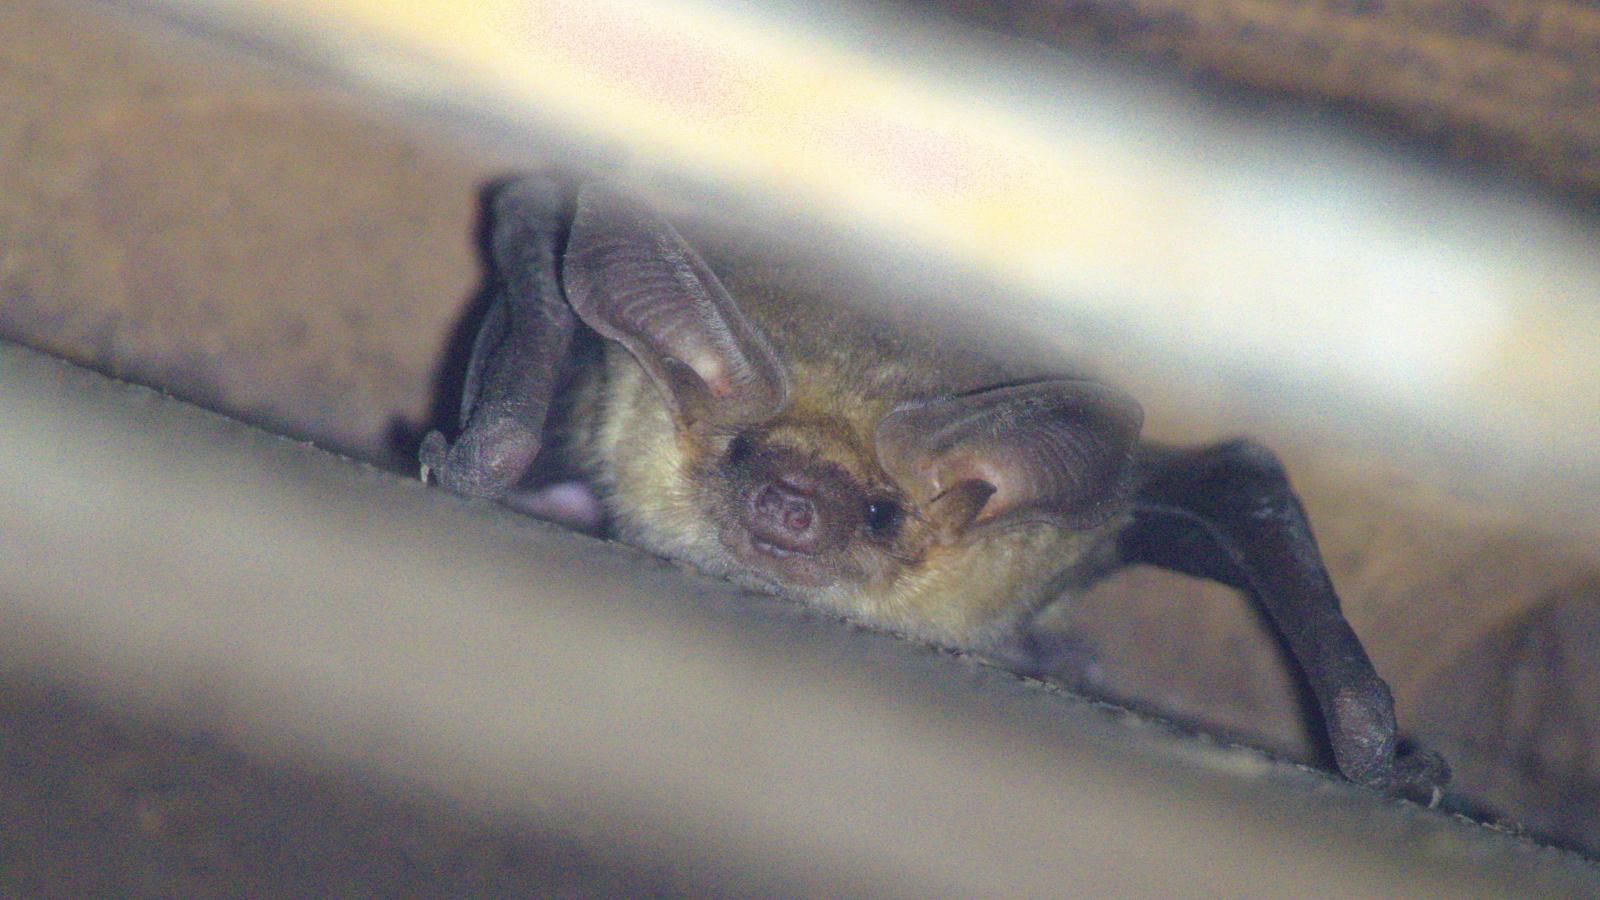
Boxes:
[560,231,1114,653]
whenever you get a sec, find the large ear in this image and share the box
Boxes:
[560,183,790,428]
[875,380,1144,540]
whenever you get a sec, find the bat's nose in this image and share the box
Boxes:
[749,481,821,555]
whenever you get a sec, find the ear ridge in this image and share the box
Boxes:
[561,183,790,428]
[875,380,1144,537]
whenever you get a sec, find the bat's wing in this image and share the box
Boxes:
[422,174,793,497]
[1117,439,1449,796]
[420,173,579,498]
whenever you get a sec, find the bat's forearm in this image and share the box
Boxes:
[420,175,578,498]
[1115,440,1448,794]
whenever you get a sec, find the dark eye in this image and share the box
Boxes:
[864,497,903,540]
[726,434,753,466]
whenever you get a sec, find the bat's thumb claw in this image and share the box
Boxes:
[419,430,450,483]
[415,419,541,500]
[1387,748,1452,802]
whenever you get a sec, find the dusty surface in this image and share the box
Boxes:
[5,339,1597,897]
[1,0,1597,882]
[0,677,688,897]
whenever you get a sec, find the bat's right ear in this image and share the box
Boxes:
[875,380,1143,543]
[559,183,790,429]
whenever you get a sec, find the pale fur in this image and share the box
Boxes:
[559,228,1122,654]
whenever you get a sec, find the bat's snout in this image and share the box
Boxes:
[713,433,886,592]
[747,479,825,556]
[732,443,869,571]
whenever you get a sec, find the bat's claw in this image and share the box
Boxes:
[419,429,448,483]
[1373,748,1451,804]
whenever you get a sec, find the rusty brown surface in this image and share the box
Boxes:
[0,0,505,467]
[1,0,1597,868]
[922,0,1600,201]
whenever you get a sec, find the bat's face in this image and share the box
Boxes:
[704,419,908,592]
[579,354,911,610]
[582,328,1142,649]
[560,184,1144,646]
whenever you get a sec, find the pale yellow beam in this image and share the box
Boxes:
[135,0,1600,533]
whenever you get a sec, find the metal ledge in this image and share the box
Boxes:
[2,343,1593,895]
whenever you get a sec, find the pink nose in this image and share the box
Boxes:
[750,482,820,554]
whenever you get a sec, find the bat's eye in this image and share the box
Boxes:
[864,497,903,540]
[726,434,753,466]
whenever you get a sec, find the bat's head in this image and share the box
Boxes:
[563,183,1144,648]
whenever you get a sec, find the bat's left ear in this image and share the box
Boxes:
[875,380,1144,541]
[561,183,790,429]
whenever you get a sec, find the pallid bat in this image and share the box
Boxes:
[420,170,1448,795]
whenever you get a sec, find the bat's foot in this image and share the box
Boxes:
[1380,749,1451,806]
[985,627,1103,689]
[504,480,606,535]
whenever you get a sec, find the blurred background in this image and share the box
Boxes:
[3,0,1599,890]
